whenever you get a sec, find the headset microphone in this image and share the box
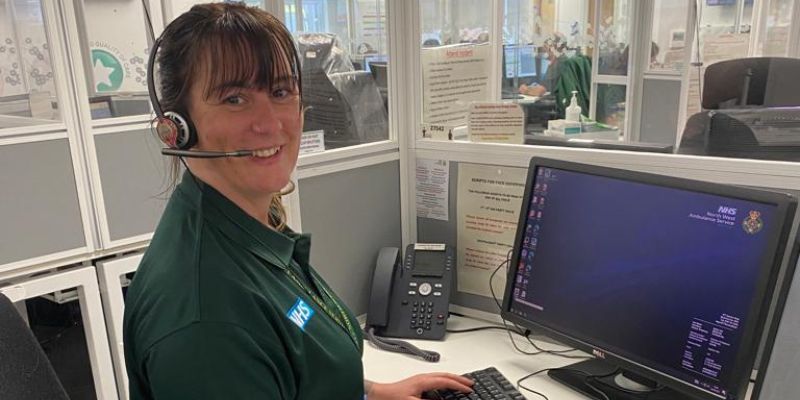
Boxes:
[160,149,254,158]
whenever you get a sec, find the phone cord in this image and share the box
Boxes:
[365,327,441,363]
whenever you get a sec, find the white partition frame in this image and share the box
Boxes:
[96,253,143,400]
[0,266,118,400]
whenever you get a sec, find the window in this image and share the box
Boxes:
[650,0,690,72]
[0,0,60,128]
[285,0,390,151]
[78,0,151,120]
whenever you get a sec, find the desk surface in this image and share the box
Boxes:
[362,315,755,400]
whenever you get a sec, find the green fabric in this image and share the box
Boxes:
[123,172,364,400]
[551,55,592,119]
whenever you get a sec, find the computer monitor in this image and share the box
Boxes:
[501,157,797,400]
[503,44,538,80]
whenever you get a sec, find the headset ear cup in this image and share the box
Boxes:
[163,111,196,150]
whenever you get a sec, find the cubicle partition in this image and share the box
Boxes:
[298,160,402,315]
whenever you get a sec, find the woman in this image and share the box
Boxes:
[123,3,472,400]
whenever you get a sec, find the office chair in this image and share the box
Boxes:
[0,293,70,400]
[702,57,800,110]
[678,57,800,158]
[302,69,388,149]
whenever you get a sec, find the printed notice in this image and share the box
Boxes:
[299,130,325,154]
[457,163,526,298]
[416,159,450,221]
[468,103,525,144]
[422,44,491,127]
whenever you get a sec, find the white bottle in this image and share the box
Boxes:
[566,90,582,122]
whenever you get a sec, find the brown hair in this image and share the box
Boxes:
[155,2,301,230]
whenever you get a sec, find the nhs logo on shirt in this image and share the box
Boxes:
[287,298,314,330]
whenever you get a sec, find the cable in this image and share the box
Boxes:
[485,249,588,359]
[364,327,440,362]
[446,325,525,336]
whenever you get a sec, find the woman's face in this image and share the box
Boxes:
[187,62,302,202]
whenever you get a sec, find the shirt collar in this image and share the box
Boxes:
[176,171,312,269]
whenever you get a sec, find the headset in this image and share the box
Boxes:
[144,5,253,159]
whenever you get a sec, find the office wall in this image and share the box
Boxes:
[0,139,86,266]
[298,161,402,315]
[416,161,500,313]
[639,79,681,145]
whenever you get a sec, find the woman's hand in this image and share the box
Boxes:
[366,373,474,400]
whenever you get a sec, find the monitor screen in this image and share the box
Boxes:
[504,44,537,79]
[502,158,796,400]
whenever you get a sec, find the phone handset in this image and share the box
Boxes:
[364,244,455,362]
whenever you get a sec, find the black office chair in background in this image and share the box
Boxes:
[678,57,800,160]
[0,293,70,400]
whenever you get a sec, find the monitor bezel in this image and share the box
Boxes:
[500,156,797,400]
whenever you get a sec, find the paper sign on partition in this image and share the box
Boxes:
[468,103,525,144]
[457,163,527,299]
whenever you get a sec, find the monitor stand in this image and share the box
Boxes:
[548,359,694,400]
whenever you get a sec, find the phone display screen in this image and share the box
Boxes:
[412,250,447,277]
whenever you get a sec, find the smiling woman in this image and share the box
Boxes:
[122,3,471,400]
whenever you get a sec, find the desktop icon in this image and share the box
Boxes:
[538,169,544,176]
[526,224,533,232]
[537,211,542,219]
[531,237,538,246]
[545,169,551,178]
[542,183,548,192]
[519,262,525,270]
[529,210,536,218]
[535,183,541,192]
[527,250,534,260]
[525,264,532,272]
[514,288,520,297]
[540,197,546,206]
[521,290,527,297]
[524,237,530,245]
[522,249,528,258]
[517,275,523,283]
[533,196,538,204]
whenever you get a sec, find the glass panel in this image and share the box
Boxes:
[650,0,689,72]
[761,0,794,57]
[287,0,390,149]
[0,0,60,128]
[81,0,151,119]
[595,83,625,136]
[597,0,629,76]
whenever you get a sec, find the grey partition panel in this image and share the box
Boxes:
[0,139,86,265]
[95,129,171,242]
[298,161,402,315]
[417,161,500,313]
[639,79,681,145]
[758,255,800,400]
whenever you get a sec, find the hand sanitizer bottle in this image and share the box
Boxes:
[566,90,582,122]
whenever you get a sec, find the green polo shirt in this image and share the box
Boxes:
[123,172,364,400]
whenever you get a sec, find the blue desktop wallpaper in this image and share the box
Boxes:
[510,167,777,396]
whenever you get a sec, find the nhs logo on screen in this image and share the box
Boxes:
[287,298,314,330]
[718,206,737,216]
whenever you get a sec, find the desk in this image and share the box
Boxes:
[363,314,756,400]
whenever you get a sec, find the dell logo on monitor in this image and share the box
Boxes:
[592,349,606,359]
[718,206,738,216]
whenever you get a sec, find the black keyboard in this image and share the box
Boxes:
[423,367,526,400]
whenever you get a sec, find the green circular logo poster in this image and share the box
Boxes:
[91,49,123,92]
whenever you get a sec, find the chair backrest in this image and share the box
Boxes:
[301,69,388,149]
[0,293,70,400]
[703,57,800,110]
[294,32,354,75]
